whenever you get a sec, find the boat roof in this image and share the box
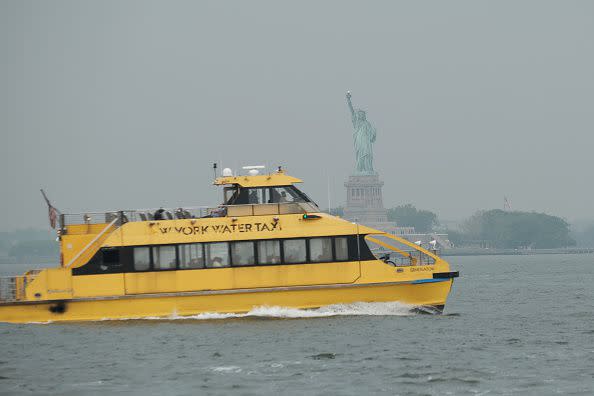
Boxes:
[214,171,302,188]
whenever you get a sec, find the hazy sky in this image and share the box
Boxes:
[1,1,593,231]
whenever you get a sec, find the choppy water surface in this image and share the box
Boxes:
[1,254,593,395]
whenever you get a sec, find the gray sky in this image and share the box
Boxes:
[1,1,593,231]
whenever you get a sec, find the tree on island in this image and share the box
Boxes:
[572,223,594,247]
[387,204,439,233]
[461,209,575,249]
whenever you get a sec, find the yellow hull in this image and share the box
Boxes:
[0,279,453,323]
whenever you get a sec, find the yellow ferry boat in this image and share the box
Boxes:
[0,167,458,323]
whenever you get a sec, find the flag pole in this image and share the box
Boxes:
[40,189,60,229]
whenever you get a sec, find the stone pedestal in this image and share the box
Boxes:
[344,174,393,230]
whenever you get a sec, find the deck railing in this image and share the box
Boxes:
[60,207,212,227]
[60,202,319,227]
[0,270,40,303]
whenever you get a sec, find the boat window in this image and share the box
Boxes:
[269,186,305,203]
[227,187,267,205]
[231,241,255,266]
[249,189,266,204]
[335,237,349,261]
[153,246,177,270]
[205,242,230,268]
[224,186,239,204]
[227,186,314,206]
[99,248,121,271]
[179,243,204,269]
[283,239,307,263]
[232,188,250,204]
[257,240,281,265]
[134,247,151,271]
[310,238,333,263]
[102,248,120,265]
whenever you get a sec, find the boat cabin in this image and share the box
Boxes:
[212,168,319,218]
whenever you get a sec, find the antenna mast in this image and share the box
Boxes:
[503,196,512,211]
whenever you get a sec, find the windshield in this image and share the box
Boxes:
[224,185,315,206]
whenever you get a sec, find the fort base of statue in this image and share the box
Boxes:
[343,174,398,233]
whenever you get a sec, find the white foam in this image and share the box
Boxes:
[210,366,242,373]
[169,301,416,321]
[22,301,417,324]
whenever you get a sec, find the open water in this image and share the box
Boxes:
[1,254,593,395]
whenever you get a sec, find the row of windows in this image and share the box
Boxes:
[72,235,377,276]
[132,237,349,271]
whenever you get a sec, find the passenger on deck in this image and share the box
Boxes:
[153,208,165,220]
[209,206,227,218]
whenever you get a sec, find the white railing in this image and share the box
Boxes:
[0,276,21,302]
[60,202,320,226]
[0,271,40,302]
[60,206,212,226]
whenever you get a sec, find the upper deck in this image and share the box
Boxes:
[59,168,319,229]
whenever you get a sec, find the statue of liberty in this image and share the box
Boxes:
[346,91,377,175]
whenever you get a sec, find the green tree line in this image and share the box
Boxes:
[326,204,576,249]
[387,204,438,233]
[459,209,575,249]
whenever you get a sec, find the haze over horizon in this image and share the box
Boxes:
[1,1,593,231]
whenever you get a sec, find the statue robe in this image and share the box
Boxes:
[352,112,376,174]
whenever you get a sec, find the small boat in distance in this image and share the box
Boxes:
[0,167,458,323]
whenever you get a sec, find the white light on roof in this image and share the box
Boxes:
[242,165,265,170]
[248,169,259,176]
[222,168,233,177]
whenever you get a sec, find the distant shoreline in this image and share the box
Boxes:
[441,247,594,257]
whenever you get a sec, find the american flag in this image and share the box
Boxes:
[40,189,59,229]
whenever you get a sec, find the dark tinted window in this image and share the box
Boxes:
[231,242,255,266]
[310,238,333,262]
[205,243,230,268]
[283,239,307,263]
[335,237,349,261]
[179,243,204,269]
[134,247,151,271]
[153,246,176,270]
[257,240,281,265]
[102,248,120,265]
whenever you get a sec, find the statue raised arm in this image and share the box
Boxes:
[346,91,355,118]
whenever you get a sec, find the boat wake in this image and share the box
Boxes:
[152,301,418,321]
[26,302,432,324]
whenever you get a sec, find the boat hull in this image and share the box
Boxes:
[0,279,454,323]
